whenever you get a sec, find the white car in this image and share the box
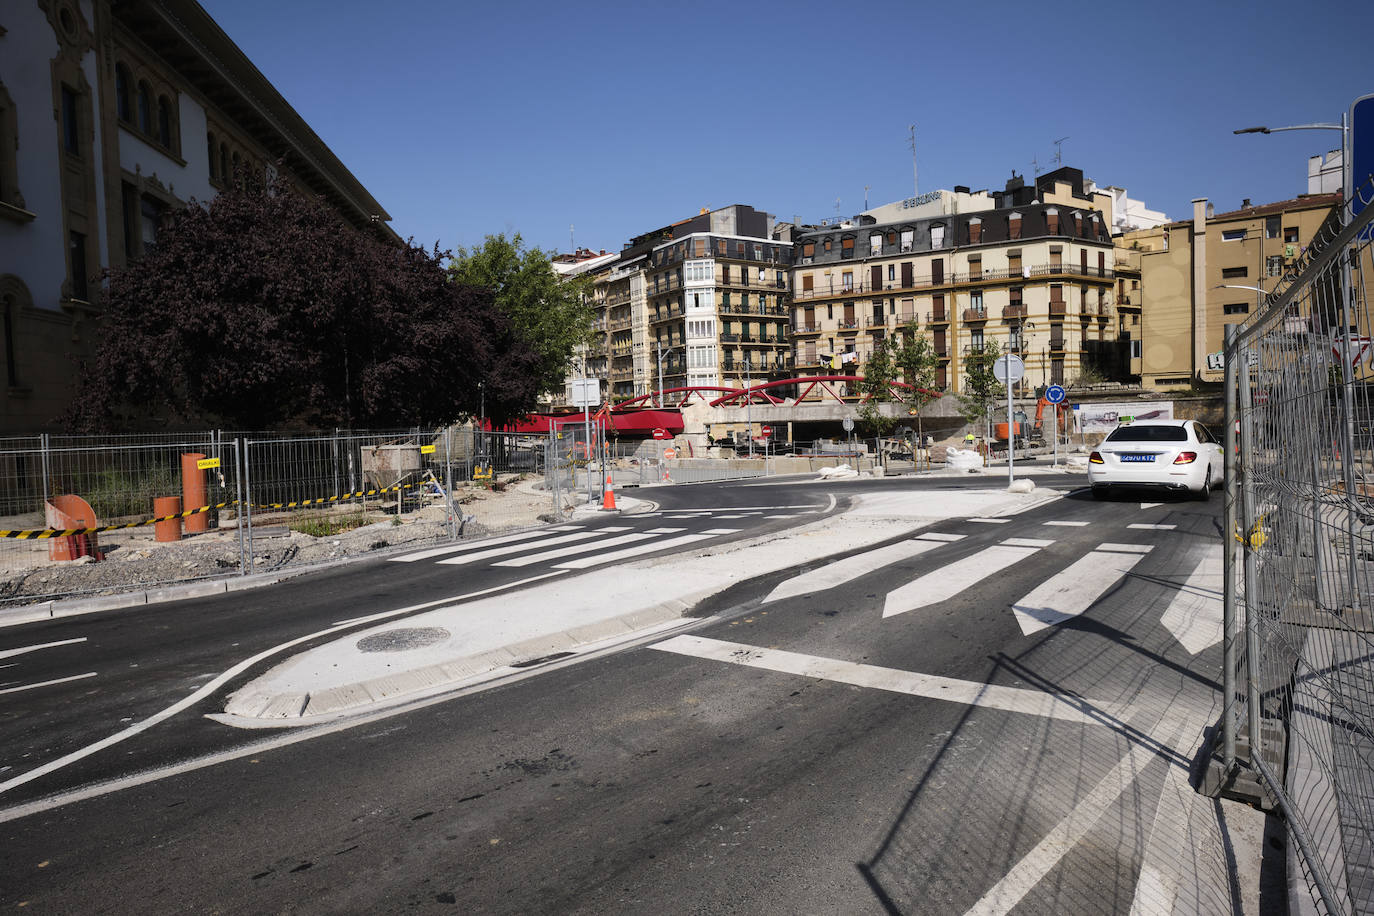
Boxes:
[1088,419,1224,500]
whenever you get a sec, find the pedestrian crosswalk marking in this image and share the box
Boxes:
[1159,544,1224,655]
[436,527,631,566]
[391,526,582,562]
[764,535,963,605]
[883,541,1048,618]
[1011,546,1152,635]
[969,517,1012,524]
[494,528,686,568]
[916,532,965,542]
[554,531,739,569]
[1002,537,1055,548]
[1096,543,1153,554]
[1128,523,1176,531]
[1043,520,1090,527]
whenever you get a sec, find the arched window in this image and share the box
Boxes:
[114,63,132,122]
[207,132,216,178]
[157,95,172,148]
[136,81,151,133]
[219,143,229,181]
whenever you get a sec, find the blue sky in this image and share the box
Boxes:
[201,0,1374,256]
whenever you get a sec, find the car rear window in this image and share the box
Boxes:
[1105,426,1187,443]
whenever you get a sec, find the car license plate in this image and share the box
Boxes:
[1120,453,1155,463]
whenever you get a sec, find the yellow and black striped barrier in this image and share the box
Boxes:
[0,480,439,540]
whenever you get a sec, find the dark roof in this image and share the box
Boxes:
[1211,193,1341,221]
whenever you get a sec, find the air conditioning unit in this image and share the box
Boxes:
[801,257,812,264]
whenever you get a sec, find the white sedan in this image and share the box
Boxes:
[1088,419,1224,500]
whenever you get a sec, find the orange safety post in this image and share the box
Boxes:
[154,496,183,542]
[181,453,209,534]
[45,494,102,562]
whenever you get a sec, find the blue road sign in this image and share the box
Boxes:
[1045,384,1066,404]
[1352,93,1374,228]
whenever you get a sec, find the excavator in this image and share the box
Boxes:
[1032,394,1074,445]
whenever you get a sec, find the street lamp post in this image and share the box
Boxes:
[655,340,677,409]
[745,354,754,458]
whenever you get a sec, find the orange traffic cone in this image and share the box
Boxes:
[602,473,617,510]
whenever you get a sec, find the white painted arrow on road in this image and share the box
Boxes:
[1159,544,1224,655]
[882,539,1053,618]
[1011,544,1152,635]
[764,533,964,604]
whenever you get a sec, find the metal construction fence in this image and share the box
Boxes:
[1224,182,1374,915]
[0,427,564,607]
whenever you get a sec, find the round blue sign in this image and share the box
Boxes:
[1045,385,1066,404]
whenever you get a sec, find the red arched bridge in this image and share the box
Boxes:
[505,377,944,435]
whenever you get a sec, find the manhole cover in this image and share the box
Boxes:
[356,627,451,653]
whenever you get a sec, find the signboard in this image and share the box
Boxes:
[196,457,221,470]
[761,426,773,438]
[1076,400,1174,433]
[663,448,677,460]
[1333,333,1373,367]
[571,377,601,408]
[420,444,436,454]
[1045,384,1066,404]
[993,354,1025,384]
[1351,92,1373,222]
[652,428,671,440]
[842,417,855,432]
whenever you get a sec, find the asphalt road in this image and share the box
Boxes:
[1,473,1273,913]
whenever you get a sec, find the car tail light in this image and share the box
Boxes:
[1173,451,1198,464]
[1089,451,1104,464]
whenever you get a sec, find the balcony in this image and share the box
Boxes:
[963,307,988,322]
[1002,304,1027,320]
[837,320,861,333]
[1049,300,1067,317]
[1049,335,1067,351]
[793,324,821,336]
[926,309,948,324]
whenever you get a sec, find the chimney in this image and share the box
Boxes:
[600,249,606,255]
[1242,198,1251,209]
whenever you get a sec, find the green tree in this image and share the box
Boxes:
[957,340,1006,428]
[856,337,900,436]
[448,234,595,399]
[893,326,941,449]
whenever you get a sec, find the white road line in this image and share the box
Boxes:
[1002,537,1055,548]
[389,526,581,562]
[0,572,568,797]
[1140,502,1164,509]
[0,637,88,660]
[436,527,631,565]
[883,542,1045,618]
[701,528,743,535]
[554,532,727,569]
[916,532,966,542]
[494,529,686,568]
[1159,545,1224,655]
[712,514,751,519]
[764,536,959,604]
[649,636,1113,725]
[1011,546,1151,635]
[962,714,1194,916]
[1097,543,1153,554]
[969,517,1011,524]
[0,672,97,695]
[1043,520,1090,527]
[764,514,796,519]
[1128,523,1176,531]
[1128,752,1196,916]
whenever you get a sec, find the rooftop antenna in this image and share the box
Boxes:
[908,124,918,196]
[1031,155,1042,177]
[864,184,871,210]
[834,197,842,220]
[569,223,575,252]
[1052,137,1069,165]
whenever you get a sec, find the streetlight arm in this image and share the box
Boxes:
[1234,123,1342,135]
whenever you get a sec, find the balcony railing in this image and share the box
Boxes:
[963,307,988,321]
[1049,336,1067,350]
[1002,304,1027,319]
[792,261,1115,302]
[926,309,948,324]
[1049,301,1067,316]
[837,319,861,331]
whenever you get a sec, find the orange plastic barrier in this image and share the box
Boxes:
[45,494,102,561]
[181,453,209,534]
[154,496,183,542]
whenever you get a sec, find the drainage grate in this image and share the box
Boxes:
[509,651,576,669]
[356,627,451,653]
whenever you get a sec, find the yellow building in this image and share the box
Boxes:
[1134,193,1340,389]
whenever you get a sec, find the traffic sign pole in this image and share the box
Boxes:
[993,354,1026,485]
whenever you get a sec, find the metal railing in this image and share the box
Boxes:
[1223,181,1374,916]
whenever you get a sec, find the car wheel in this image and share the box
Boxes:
[1194,467,1213,501]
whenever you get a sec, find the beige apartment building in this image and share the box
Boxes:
[790,168,1121,394]
[1131,193,1341,389]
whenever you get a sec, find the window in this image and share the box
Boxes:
[1223,303,1250,315]
[1221,228,1247,242]
[207,133,217,178]
[823,238,832,252]
[887,230,896,246]
[157,96,172,148]
[684,259,712,283]
[802,274,813,292]
[971,328,984,348]
[1008,213,1022,240]
[841,237,855,256]
[869,233,882,256]
[1221,266,1248,278]
[1283,226,1299,243]
[841,271,853,291]
[140,197,164,252]
[60,85,80,154]
[970,290,983,312]
[220,143,229,180]
[968,217,982,244]
[900,229,913,252]
[69,231,88,300]
[1046,208,1060,235]
[136,81,151,134]
[802,242,815,258]
[930,224,945,249]
[1010,286,1023,307]
[1265,216,1280,239]
[115,64,132,122]
[1267,255,1284,277]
